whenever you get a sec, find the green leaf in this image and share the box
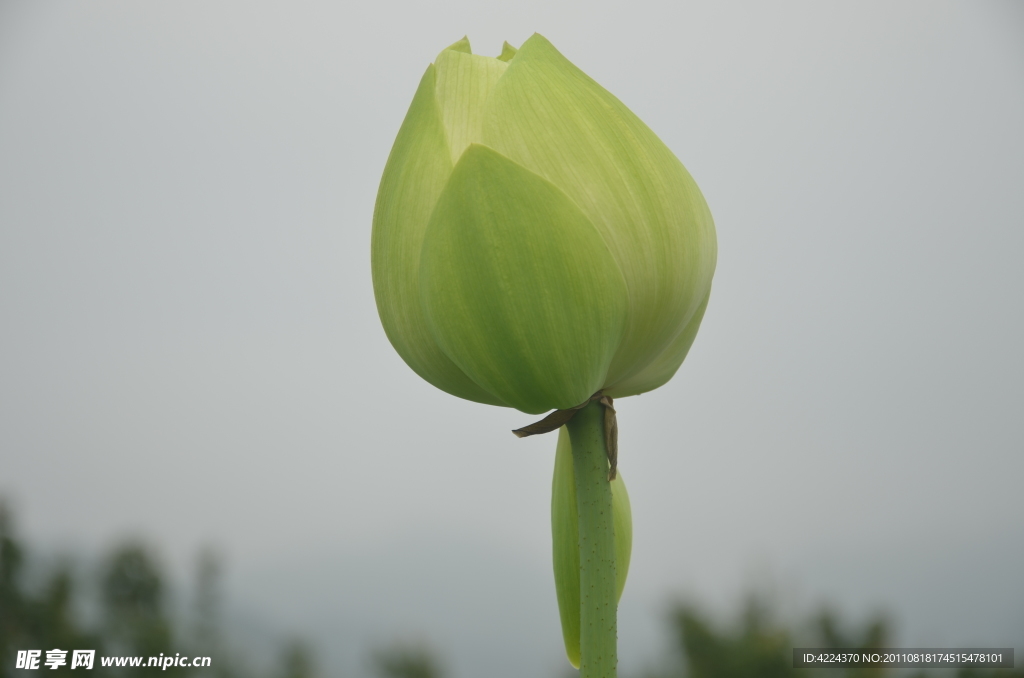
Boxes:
[419,144,629,414]
[552,426,632,669]
[371,65,505,406]
[607,289,710,397]
[481,33,717,390]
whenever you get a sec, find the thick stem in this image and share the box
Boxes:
[565,400,617,678]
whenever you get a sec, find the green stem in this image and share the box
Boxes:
[565,400,617,678]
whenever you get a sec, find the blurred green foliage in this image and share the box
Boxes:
[101,544,173,671]
[370,644,443,678]
[279,641,316,678]
[1,501,1020,678]
[644,595,1020,678]
[0,502,287,678]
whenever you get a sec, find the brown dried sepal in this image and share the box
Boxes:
[513,391,619,480]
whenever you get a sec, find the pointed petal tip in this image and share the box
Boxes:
[497,41,518,62]
[509,33,566,65]
[444,36,472,54]
[522,32,553,49]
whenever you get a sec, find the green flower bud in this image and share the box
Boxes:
[372,34,716,415]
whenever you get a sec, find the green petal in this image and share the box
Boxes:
[551,427,632,669]
[497,41,518,62]
[480,34,717,390]
[371,65,505,406]
[606,289,710,397]
[433,49,508,164]
[443,36,472,54]
[419,144,628,414]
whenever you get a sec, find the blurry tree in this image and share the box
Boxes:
[0,502,316,678]
[660,596,797,678]
[955,668,1024,678]
[280,639,317,678]
[0,501,27,675]
[0,503,102,677]
[646,594,1021,678]
[193,548,222,655]
[813,605,889,678]
[2,500,1020,678]
[101,543,174,670]
[371,643,444,678]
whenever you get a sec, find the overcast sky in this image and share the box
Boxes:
[1,2,1022,677]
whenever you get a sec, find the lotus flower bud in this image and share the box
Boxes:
[372,34,716,414]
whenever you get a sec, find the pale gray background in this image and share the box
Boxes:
[1,2,1022,677]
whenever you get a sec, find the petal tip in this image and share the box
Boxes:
[497,41,518,62]
[443,36,472,55]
